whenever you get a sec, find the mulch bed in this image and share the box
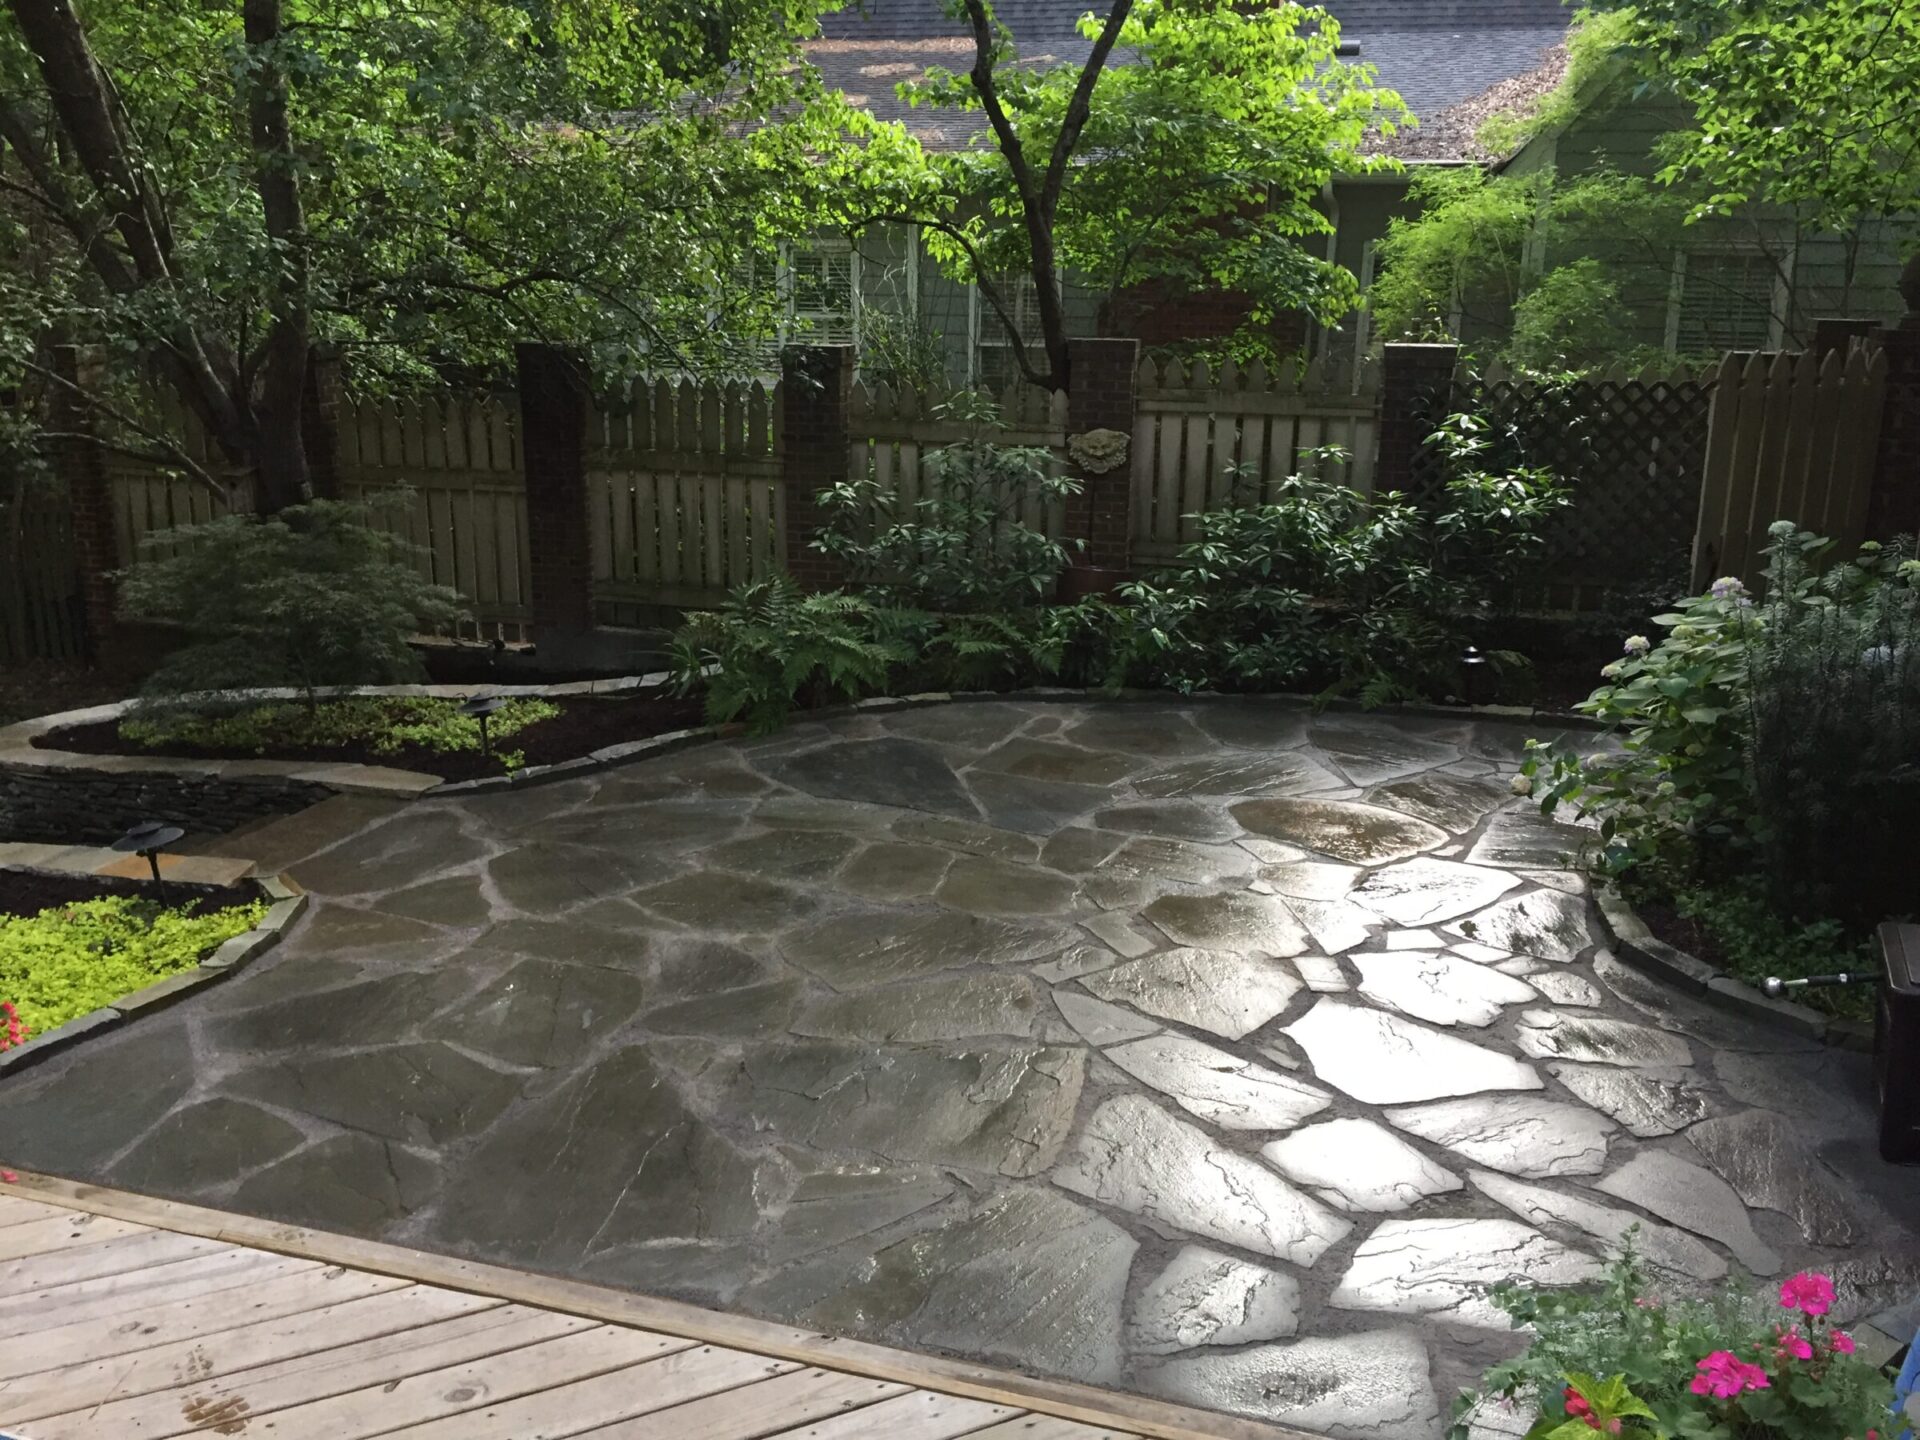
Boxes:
[34,690,710,783]
[0,869,258,922]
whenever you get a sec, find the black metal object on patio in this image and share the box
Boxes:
[111,820,186,890]
[1876,922,1920,1164]
[458,694,508,758]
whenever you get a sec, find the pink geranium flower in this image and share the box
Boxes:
[1780,1272,1837,1318]
[1777,1330,1814,1362]
[1831,1330,1857,1356]
[1692,1351,1772,1398]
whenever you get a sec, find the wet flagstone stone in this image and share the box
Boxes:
[972,738,1145,787]
[467,916,650,969]
[1055,990,1162,1045]
[765,738,981,818]
[286,904,447,954]
[891,813,1040,864]
[1514,1009,1694,1068]
[1076,913,1155,961]
[746,1186,1134,1385]
[373,874,493,927]
[1354,858,1520,927]
[936,856,1080,917]
[1103,1034,1332,1130]
[230,1042,524,1147]
[1035,942,1124,983]
[1385,1095,1614,1178]
[1144,1330,1440,1440]
[837,842,953,900]
[1288,897,1375,954]
[1292,954,1352,993]
[795,973,1036,1042]
[1261,1117,1463,1212]
[1082,949,1303,1040]
[1128,1246,1300,1355]
[109,1097,303,1193]
[1331,1218,1602,1328]
[650,940,770,998]
[290,809,485,895]
[634,870,815,932]
[232,1132,439,1233]
[1082,837,1255,909]
[1466,809,1593,870]
[731,1042,1085,1177]
[1054,1095,1350,1265]
[1133,753,1341,800]
[1038,827,1127,874]
[1595,1151,1782,1275]
[1062,710,1217,757]
[1261,860,1361,901]
[1284,1000,1543,1104]
[433,960,648,1066]
[882,703,1032,750]
[489,843,660,913]
[1367,774,1510,833]
[765,1164,957,1263]
[0,1025,196,1173]
[1687,1110,1865,1245]
[1142,891,1310,957]
[701,827,861,880]
[212,969,471,1051]
[967,771,1110,834]
[784,911,1066,987]
[1449,890,1594,961]
[1548,1062,1713,1137]
[523,803,747,853]
[1526,971,1603,1007]
[1352,951,1537,1028]
[1231,797,1448,866]
[1187,703,1312,751]
[1094,801,1244,843]
[1310,726,1460,786]
[1469,1170,1728,1282]
[646,979,806,1038]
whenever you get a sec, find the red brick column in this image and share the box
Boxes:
[515,344,594,636]
[301,347,344,502]
[781,344,852,590]
[1866,260,1920,541]
[1375,342,1459,497]
[1063,337,1139,580]
[50,347,119,658]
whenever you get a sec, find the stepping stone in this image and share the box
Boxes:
[1448,891,1594,961]
[1133,753,1341,800]
[1103,1034,1333,1130]
[1143,891,1310,957]
[110,1098,304,1193]
[233,1132,439,1233]
[1261,861,1362,901]
[1261,1118,1463,1213]
[1514,1009,1694,1068]
[1687,1110,1866,1245]
[1527,971,1603,1007]
[1467,809,1593,869]
[837,842,952,900]
[765,1164,957,1263]
[432,960,648,1067]
[1469,1170,1727,1281]
[1310,725,1460,786]
[747,1187,1135,1385]
[1232,797,1448,866]
[1352,951,1537,1028]
[1354,858,1520,927]
[1283,1000,1543,1104]
[1368,774,1511,833]
[1549,1063,1714,1138]
[1143,1330,1441,1439]
[633,870,814,932]
[936,857,1079,917]
[230,1042,524,1147]
[1594,1151,1781,1275]
[730,1041,1085,1178]
[1054,1095,1350,1266]
[1385,1095,1613,1178]
[1289,897,1375,953]
[1331,1218,1602,1328]
[1082,949,1302,1040]
[1128,1246,1300,1355]
[764,738,980,817]
[795,973,1037,1043]
[784,911,1066,987]
[1055,990,1161,1046]
[701,828,861,880]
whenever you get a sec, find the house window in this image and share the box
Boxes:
[972,272,1047,389]
[785,237,859,347]
[1668,248,1786,355]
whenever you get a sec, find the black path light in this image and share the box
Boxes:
[113,820,186,899]
[458,693,508,759]
[1459,645,1489,707]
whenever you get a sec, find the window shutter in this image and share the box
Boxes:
[1677,252,1776,353]
[789,242,857,346]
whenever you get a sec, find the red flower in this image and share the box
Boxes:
[1780,1272,1837,1318]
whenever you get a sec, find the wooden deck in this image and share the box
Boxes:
[0,1174,1300,1440]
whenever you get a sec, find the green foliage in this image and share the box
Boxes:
[813,392,1081,611]
[1653,877,1875,1019]
[1452,1251,1892,1440]
[0,896,266,1037]
[669,577,918,734]
[857,306,953,393]
[116,497,470,707]
[1103,423,1567,701]
[121,695,560,772]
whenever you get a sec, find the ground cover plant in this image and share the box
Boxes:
[1453,1253,1893,1440]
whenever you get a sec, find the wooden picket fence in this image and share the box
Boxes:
[106,393,250,568]
[1693,346,1890,588]
[0,482,84,665]
[1130,355,1378,565]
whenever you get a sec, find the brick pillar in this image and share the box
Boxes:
[780,344,853,590]
[1063,337,1139,579]
[50,347,118,658]
[1866,259,1920,541]
[515,344,594,637]
[301,347,344,501]
[1374,342,1459,496]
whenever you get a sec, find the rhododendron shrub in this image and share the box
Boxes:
[1451,1251,1893,1440]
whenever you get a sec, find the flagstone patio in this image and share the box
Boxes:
[2,699,1916,1439]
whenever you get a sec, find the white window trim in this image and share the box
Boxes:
[779,235,861,349]
[1351,239,1379,383]
[1666,242,1795,355]
[971,268,1061,386]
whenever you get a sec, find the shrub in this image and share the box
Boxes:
[1454,1253,1893,1440]
[118,496,470,709]
[120,695,560,772]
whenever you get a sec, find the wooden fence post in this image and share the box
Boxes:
[1374,343,1458,496]
[781,344,852,590]
[1866,258,1920,541]
[515,343,595,641]
[1064,337,1138,583]
[49,347,119,660]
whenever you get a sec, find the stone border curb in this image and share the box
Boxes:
[0,875,307,1081]
[1595,886,1874,1052]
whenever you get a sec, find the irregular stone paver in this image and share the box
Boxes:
[1331,1218,1603,1328]
[1055,1095,1351,1265]
[1262,1118,1463,1212]
[1284,1000,1544,1104]
[1386,1095,1613,1178]
[3,701,1911,1440]
[1595,1151,1783,1276]
[1103,1034,1333,1130]
[1082,949,1302,1040]
[1128,1247,1300,1355]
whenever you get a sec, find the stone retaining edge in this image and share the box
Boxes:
[0,875,308,1081]
[1595,886,1875,1053]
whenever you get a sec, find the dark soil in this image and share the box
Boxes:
[1632,892,1734,973]
[34,690,709,782]
[0,868,258,922]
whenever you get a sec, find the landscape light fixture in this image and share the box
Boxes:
[459,693,508,758]
[112,819,186,897]
[1459,645,1488,707]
